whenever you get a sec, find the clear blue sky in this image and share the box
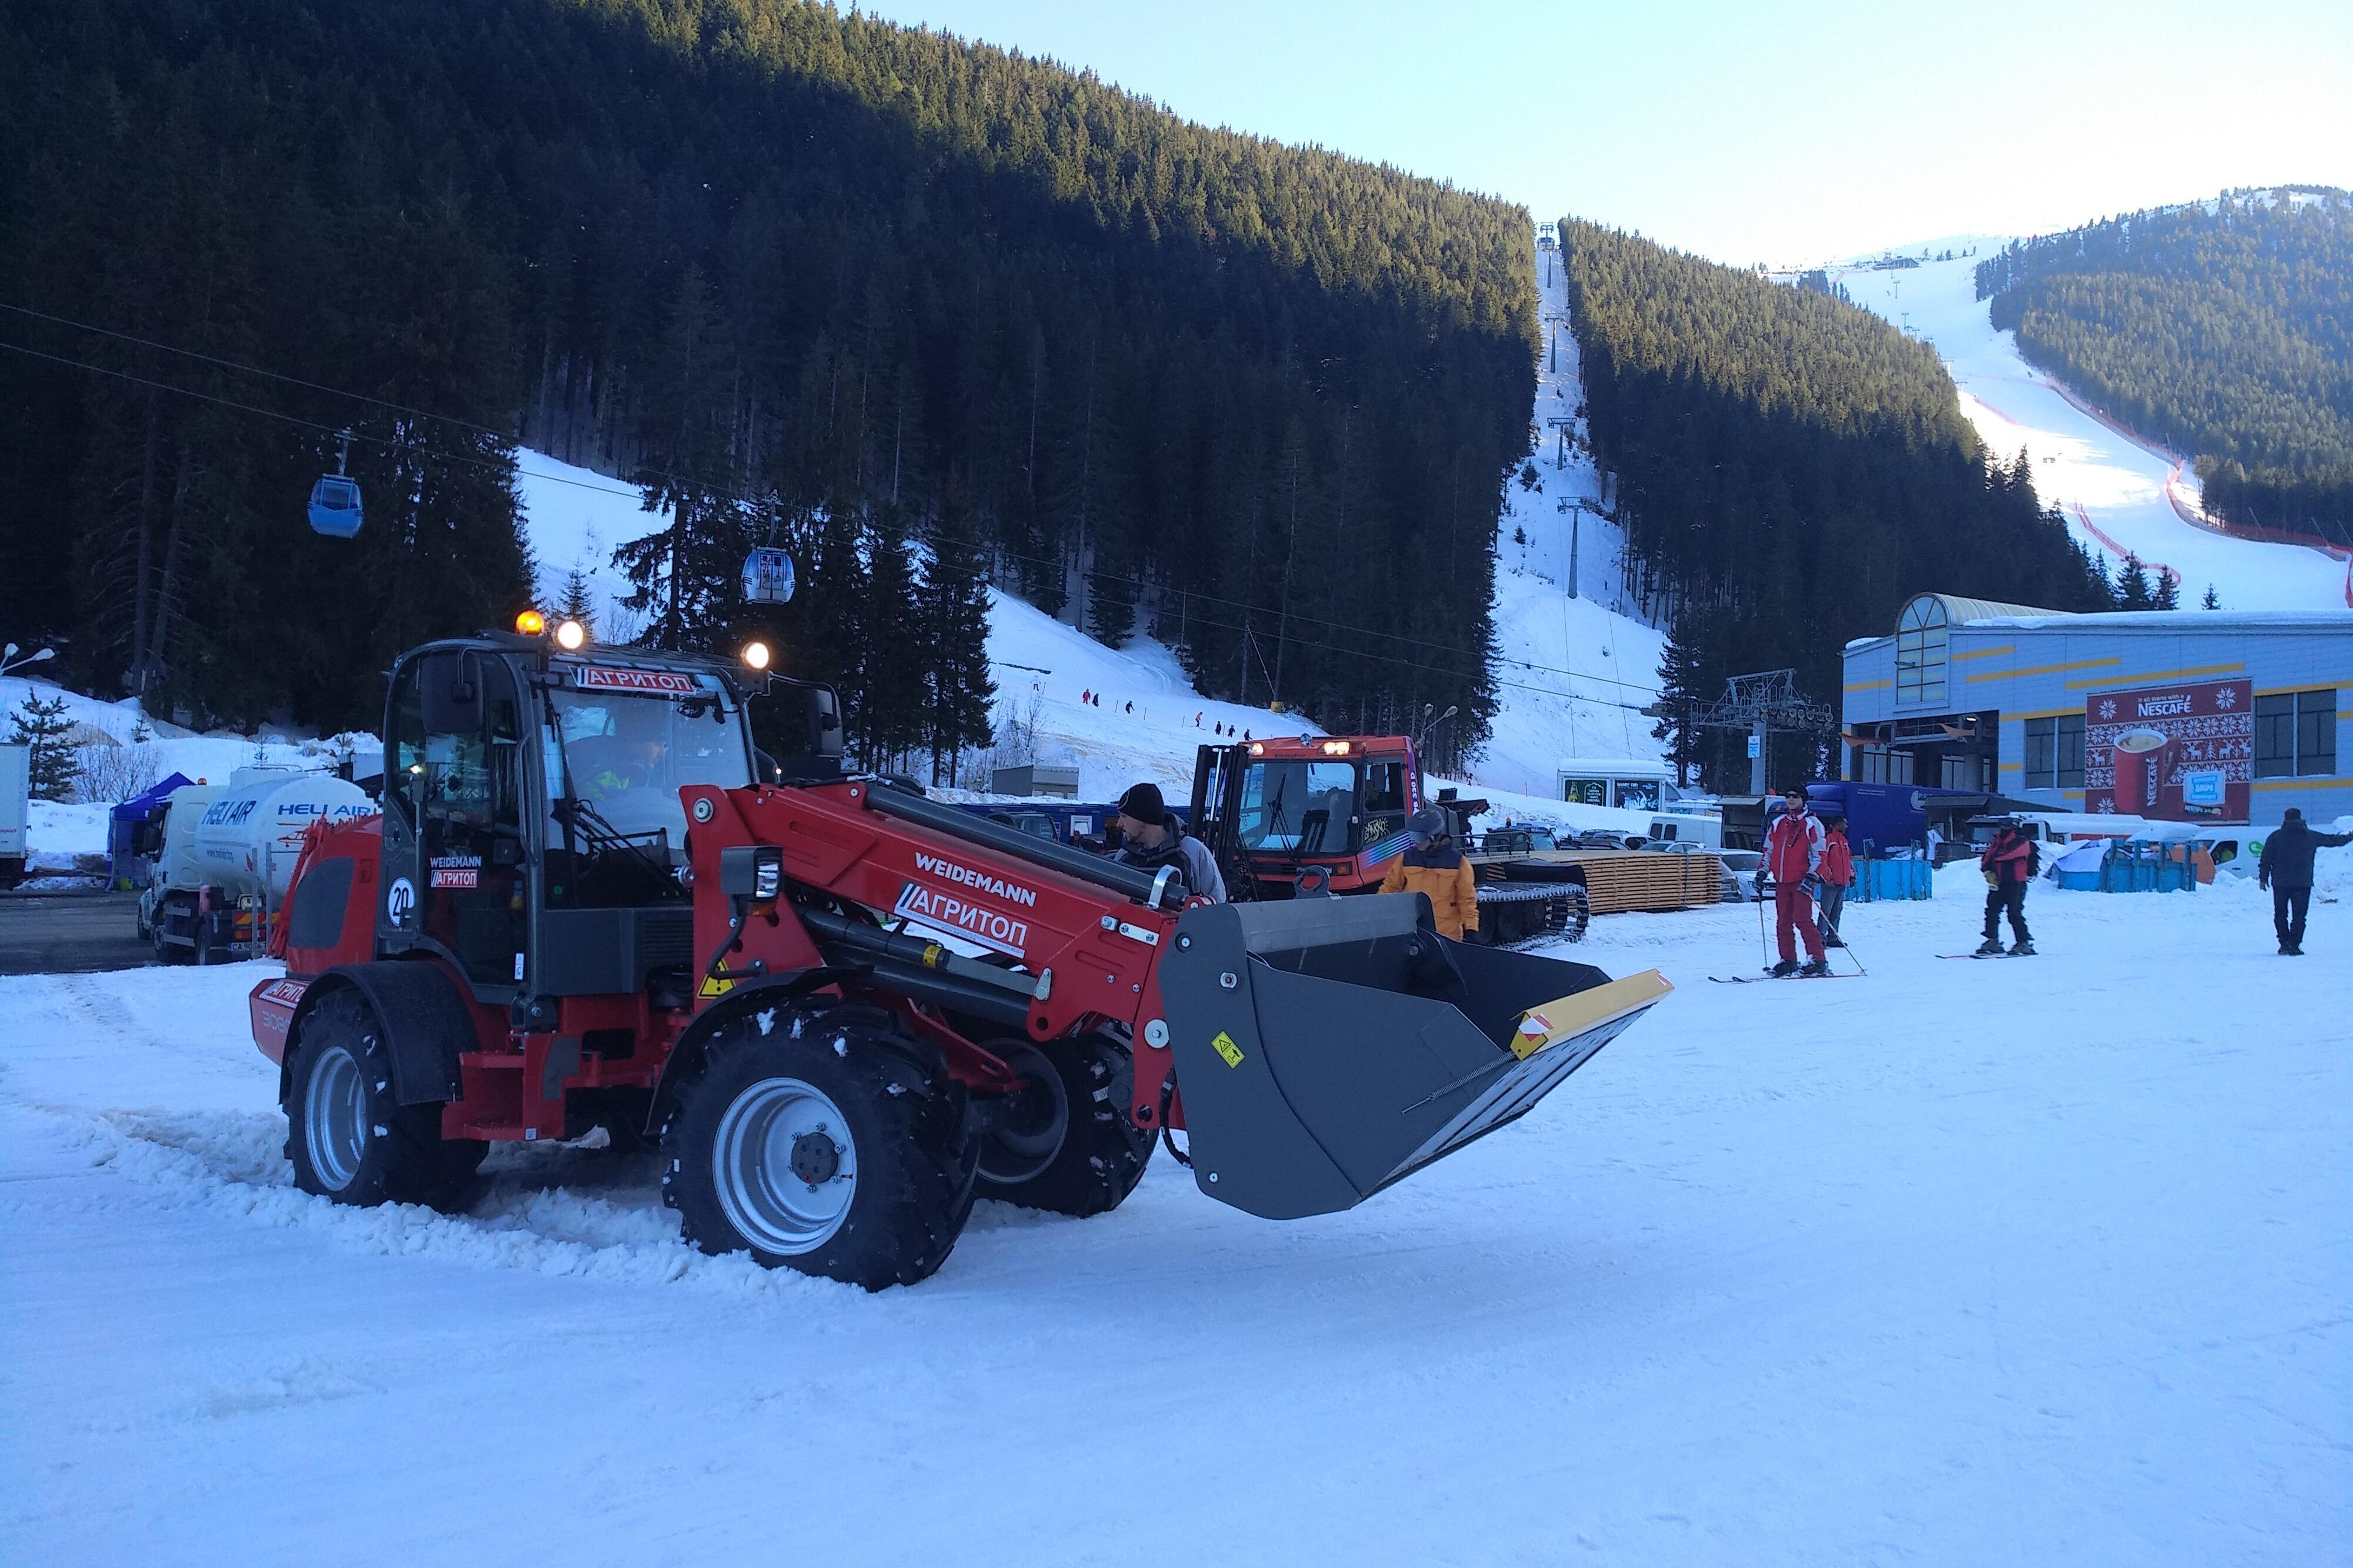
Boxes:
[855,0,2353,265]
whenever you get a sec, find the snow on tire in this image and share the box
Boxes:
[283,989,486,1211]
[974,1035,1152,1217]
[662,1011,977,1290]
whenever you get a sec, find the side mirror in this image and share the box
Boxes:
[764,680,845,782]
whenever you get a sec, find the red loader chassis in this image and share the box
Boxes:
[253,634,1670,1287]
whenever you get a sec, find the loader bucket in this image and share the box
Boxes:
[1159,893,1670,1219]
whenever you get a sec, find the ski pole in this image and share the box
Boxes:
[1801,879,1867,976]
[1756,872,1769,968]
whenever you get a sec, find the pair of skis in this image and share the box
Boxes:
[1709,967,1860,984]
[1727,877,1867,982]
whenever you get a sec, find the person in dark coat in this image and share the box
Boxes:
[2257,808,2352,956]
[1109,782,1225,902]
[1975,821,2036,956]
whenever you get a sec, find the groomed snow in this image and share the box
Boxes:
[1827,250,2352,612]
[4,863,2347,1564]
[1480,239,1670,797]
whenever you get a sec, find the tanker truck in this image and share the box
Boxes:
[139,767,374,964]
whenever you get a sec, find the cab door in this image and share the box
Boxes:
[381,650,531,992]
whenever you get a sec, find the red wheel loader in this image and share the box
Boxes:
[251,629,1671,1287]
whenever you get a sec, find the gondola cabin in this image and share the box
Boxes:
[307,475,363,539]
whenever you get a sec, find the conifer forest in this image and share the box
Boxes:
[1975,188,2353,545]
[0,0,1533,772]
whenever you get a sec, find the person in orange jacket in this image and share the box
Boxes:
[1816,812,1855,949]
[1378,807,1480,940]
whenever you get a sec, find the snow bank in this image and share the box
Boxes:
[26,801,111,863]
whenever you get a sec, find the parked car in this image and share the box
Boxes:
[1718,848,1764,902]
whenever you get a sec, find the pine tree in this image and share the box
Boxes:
[555,569,598,635]
[858,518,926,772]
[2201,583,2221,609]
[1651,609,1717,789]
[8,692,78,802]
[2152,570,2179,610]
[2118,552,2153,610]
[921,481,997,784]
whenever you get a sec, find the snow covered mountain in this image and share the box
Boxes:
[514,230,1672,812]
[1821,246,2352,611]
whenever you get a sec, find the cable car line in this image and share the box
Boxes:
[4,329,1662,701]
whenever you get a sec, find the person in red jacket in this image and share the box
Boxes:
[1816,812,1855,949]
[1761,785,1828,976]
[1975,820,2037,956]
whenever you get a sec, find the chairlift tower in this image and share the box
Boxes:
[1692,669,1837,794]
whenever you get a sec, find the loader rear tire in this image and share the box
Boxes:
[284,990,486,1211]
[974,1035,1152,1217]
[663,1011,976,1290]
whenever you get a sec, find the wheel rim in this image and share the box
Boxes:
[976,1043,1068,1185]
[303,1042,369,1190]
[712,1077,857,1255]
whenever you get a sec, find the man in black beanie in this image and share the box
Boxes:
[1111,781,1226,902]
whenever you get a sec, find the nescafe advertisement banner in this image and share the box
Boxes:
[2084,678,2252,822]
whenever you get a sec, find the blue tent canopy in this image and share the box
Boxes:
[113,772,196,825]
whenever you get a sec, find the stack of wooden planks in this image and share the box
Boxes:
[1472,850,1724,915]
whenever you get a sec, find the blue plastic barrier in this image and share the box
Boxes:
[1850,858,1933,902]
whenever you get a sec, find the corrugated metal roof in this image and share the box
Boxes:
[1921,593,2067,625]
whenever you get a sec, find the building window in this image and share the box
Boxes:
[2024,719,2055,789]
[1858,745,1912,785]
[1895,596,1948,707]
[2256,693,2294,778]
[1941,753,1988,791]
[2057,714,2085,789]
[2297,690,2338,776]
[2258,690,2337,778]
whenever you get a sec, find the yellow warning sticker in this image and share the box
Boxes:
[1211,1030,1244,1068]
[699,975,735,999]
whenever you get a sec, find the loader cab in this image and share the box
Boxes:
[377,639,764,1005]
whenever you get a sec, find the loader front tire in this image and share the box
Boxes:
[974,1035,1152,1217]
[663,1012,976,1290]
[284,989,486,1211]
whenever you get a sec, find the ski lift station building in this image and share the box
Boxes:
[1840,593,2353,828]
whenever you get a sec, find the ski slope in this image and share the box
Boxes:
[1478,238,1668,796]
[5,856,2348,1565]
[1829,249,2351,611]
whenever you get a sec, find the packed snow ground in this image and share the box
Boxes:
[4,859,2347,1564]
[1827,249,2351,612]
